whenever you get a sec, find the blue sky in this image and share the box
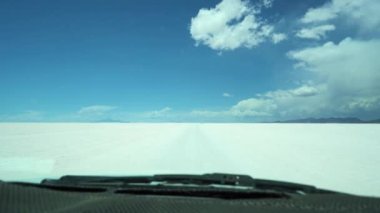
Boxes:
[1,0,380,122]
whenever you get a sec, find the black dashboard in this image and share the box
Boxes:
[1,181,380,213]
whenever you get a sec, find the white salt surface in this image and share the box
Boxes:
[0,123,379,196]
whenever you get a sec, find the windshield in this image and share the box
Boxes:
[0,0,379,197]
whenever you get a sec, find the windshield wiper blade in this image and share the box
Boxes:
[37,173,289,199]
[154,173,256,187]
[40,173,337,195]
[42,173,257,188]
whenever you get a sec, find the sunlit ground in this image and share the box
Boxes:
[0,123,379,196]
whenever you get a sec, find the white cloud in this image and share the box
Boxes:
[231,84,327,118]
[211,38,380,119]
[300,0,380,30]
[223,92,233,97]
[262,85,320,99]
[230,98,277,117]
[191,84,322,120]
[189,0,285,51]
[272,33,287,44]
[289,1,380,118]
[78,105,117,115]
[187,1,380,121]
[288,38,380,95]
[191,100,275,119]
[287,38,380,115]
[296,25,336,40]
[344,97,380,112]
[192,38,380,120]
[262,0,273,8]
[290,85,320,97]
[146,107,172,118]
[301,5,337,24]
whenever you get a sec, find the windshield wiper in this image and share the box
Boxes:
[43,173,256,187]
[37,173,292,199]
[39,173,336,196]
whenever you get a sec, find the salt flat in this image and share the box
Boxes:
[0,123,379,196]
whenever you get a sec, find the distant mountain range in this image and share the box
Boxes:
[275,117,380,123]
[91,117,380,124]
[94,119,126,123]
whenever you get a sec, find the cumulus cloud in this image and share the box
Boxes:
[217,38,380,120]
[193,38,380,120]
[262,85,320,99]
[230,84,328,119]
[296,25,336,40]
[191,84,324,120]
[290,85,320,97]
[188,0,380,121]
[288,38,380,93]
[191,98,276,119]
[230,98,277,117]
[287,0,380,119]
[288,38,380,112]
[300,0,380,30]
[78,105,117,115]
[301,4,337,24]
[189,0,285,51]
[288,38,380,115]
